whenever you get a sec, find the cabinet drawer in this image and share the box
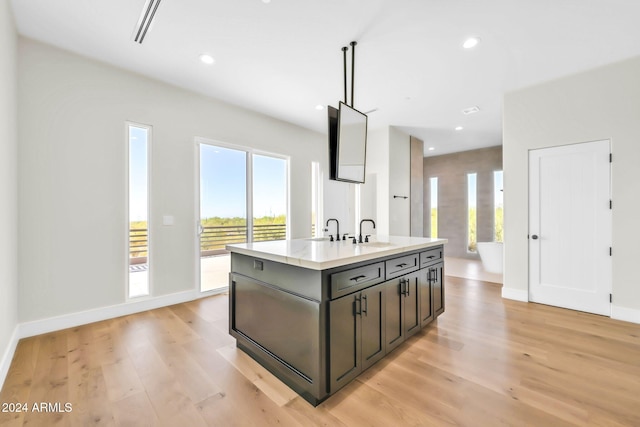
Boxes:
[330,262,385,299]
[385,253,419,279]
[420,246,443,267]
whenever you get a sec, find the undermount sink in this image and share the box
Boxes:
[306,237,332,242]
[359,241,395,248]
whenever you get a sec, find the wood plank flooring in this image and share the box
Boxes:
[1,276,640,426]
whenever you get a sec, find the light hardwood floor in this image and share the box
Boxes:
[2,276,640,426]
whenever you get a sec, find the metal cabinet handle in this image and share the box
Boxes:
[362,295,368,316]
[426,255,435,259]
[354,294,362,316]
[531,235,539,240]
[350,275,366,282]
[396,263,408,268]
[406,279,410,297]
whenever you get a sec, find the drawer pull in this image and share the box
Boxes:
[350,275,367,282]
[396,263,408,268]
[426,255,435,259]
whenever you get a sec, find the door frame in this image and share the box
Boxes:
[194,137,290,294]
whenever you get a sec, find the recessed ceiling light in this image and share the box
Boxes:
[455,126,464,131]
[199,54,215,65]
[462,106,480,115]
[463,37,480,49]
[315,105,324,111]
[428,147,435,151]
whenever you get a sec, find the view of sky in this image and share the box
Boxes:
[430,177,438,208]
[468,173,477,208]
[129,126,148,222]
[199,144,286,219]
[494,170,504,207]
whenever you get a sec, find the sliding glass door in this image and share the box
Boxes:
[198,141,288,293]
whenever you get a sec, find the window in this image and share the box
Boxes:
[494,170,504,242]
[128,124,150,298]
[430,177,438,238]
[252,154,288,242]
[467,173,477,252]
[311,161,322,237]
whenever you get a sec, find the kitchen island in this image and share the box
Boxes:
[227,235,447,406]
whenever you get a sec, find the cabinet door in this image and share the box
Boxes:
[420,268,434,327]
[329,293,361,393]
[384,278,404,353]
[360,284,386,370]
[232,274,319,381]
[404,272,421,339]
[432,262,445,316]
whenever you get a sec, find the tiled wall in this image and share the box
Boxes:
[423,146,502,259]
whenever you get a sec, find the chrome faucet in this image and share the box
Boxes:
[326,218,339,241]
[359,219,376,243]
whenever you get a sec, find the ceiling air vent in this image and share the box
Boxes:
[133,0,163,44]
[462,106,480,115]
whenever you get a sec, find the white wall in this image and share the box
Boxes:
[0,0,19,385]
[323,179,355,239]
[366,127,390,235]
[17,38,327,323]
[503,56,640,322]
[388,126,410,236]
[365,126,412,237]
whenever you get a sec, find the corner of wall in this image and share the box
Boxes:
[0,0,19,392]
[0,327,19,391]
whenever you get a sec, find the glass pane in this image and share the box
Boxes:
[430,177,438,238]
[200,144,247,292]
[311,161,319,237]
[253,154,287,242]
[468,173,477,252]
[494,170,504,242]
[129,125,149,298]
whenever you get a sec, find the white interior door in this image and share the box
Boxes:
[529,140,611,316]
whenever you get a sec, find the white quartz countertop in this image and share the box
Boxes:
[226,235,447,270]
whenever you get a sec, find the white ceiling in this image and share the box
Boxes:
[11,0,640,156]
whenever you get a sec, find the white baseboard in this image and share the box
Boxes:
[611,305,640,325]
[0,325,19,392]
[501,286,529,302]
[18,289,200,339]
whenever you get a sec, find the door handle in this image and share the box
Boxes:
[198,224,204,236]
[362,295,368,316]
[531,235,539,240]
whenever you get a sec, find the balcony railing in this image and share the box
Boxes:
[129,223,288,259]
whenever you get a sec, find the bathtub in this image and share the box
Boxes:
[477,242,503,274]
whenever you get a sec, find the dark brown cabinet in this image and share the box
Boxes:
[419,267,434,327]
[229,244,445,406]
[430,261,445,316]
[384,272,421,353]
[329,282,386,393]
